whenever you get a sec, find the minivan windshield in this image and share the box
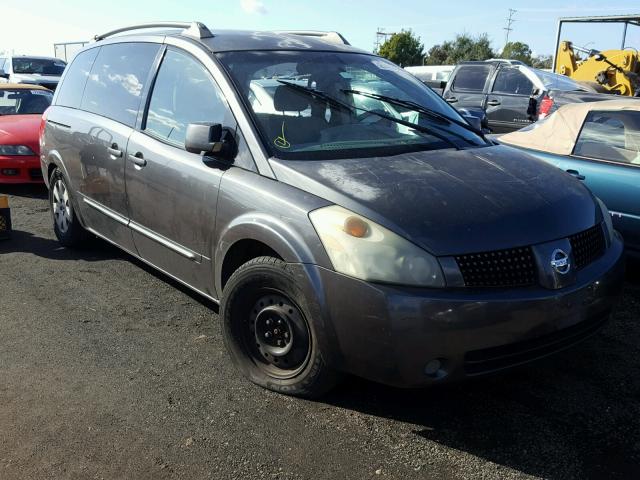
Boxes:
[12,57,66,76]
[218,51,488,160]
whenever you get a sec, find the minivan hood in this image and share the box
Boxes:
[270,145,600,256]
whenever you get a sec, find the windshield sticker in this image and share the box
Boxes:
[54,62,66,67]
[274,122,291,149]
[31,90,51,96]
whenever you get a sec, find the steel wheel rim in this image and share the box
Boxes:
[52,179,71,234]
[245,292,311,379]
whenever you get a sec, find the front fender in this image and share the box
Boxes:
[213,211,332,296]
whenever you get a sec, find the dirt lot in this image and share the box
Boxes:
[1,184,639,480]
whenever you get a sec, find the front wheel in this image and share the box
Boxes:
[221,256,339,398]
[49,168,86,247]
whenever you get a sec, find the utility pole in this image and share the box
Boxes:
[504,9,517,45]
[374,28,396,52]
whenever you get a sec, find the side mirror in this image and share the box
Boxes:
[185,122,237,163]
[439,80,447,90]
[463,114,482,132]
[0,72,9,79]
[458,107,490,133]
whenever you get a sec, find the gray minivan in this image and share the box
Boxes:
[40,22,625,397]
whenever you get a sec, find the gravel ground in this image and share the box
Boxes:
[1,184,639,480]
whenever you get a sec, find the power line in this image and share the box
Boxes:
[504,9,517,45]
[374,28,396,52]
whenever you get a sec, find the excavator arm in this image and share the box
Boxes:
[555,41,640,96]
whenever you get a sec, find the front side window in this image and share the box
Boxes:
[144,49,228,146]
[451,65,492,92]
[81,43,160,127]
[12,57,66,75]
[0,88,53,115]
[218,51,487,160]
[574,111,640,165]
[492,68,534,95]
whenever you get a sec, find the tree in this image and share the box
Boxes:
[424,34,495,65]
[377,30,425,67]
[531,54,553,70]
[502,41,533,64]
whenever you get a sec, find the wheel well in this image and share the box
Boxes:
[221,240,282,291]
[47,163,57,183]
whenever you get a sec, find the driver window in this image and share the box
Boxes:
[574,111,640,165]
[145,49,228,147]
[492,68,534,95]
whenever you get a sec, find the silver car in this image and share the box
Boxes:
[40,22,625,397]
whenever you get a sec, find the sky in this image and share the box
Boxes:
[2,0,640,60]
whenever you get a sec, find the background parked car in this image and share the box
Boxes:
[404,65,454,94]
[0,84,53,183]
[498,99,640,258]
[442,60,621,133]
[0,56,66,91]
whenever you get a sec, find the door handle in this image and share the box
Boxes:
[107,143,123,158]
[128,152,147,167]
[446,97,458,103]
[486,99,501,106]
[566,169,585,181]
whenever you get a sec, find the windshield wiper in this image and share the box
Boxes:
[276,80,461,150]
[342,89,485,137]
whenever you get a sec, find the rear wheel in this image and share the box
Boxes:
[49,168,86,247]
[221,256,339,397]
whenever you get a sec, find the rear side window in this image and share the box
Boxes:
[574,111,640,165]
[492,68,534,95]
[452,66,492,92]
[144,49,229,146]
[55,48,99,109]
[82,43,160,127]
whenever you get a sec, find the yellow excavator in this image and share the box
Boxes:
[554,15,640,97]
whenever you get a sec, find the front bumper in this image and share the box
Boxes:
[0,155,43,183]
[294,232,625,388]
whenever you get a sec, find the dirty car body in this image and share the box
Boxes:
[40,24,625,395]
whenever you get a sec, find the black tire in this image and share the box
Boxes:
[221,256,340,398]
[49,168,86,247]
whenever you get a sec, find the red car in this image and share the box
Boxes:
[0,84,53,183]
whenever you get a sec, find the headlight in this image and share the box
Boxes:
[0,145,35,156]
[596,198,614,244]
[309,205,445,287]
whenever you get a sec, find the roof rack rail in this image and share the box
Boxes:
[94,21,213,42]
[275,30,350,46]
